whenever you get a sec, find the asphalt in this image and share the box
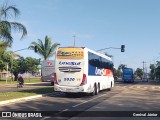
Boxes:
[0,79,159,106]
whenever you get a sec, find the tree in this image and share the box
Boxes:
[29,36,60,60]
[12,57,39,81]
[0,41,10,59]
[0,2,27,45]
[118,64,126,71]
[117,70,122,78]
[12,57,26,80]
[116,64,126,78]
[0,42,11,71]
[155,66,160,80]
[155,61,160,80]
[135,68,143,79]
[150,64,156,80]
[0,59,5,71]
[25,57,39,74]
[112,67,117,77]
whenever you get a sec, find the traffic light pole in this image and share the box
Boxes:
[96,47,121,52]
[96,45,125,52]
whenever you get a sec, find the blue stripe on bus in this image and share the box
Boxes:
[88,65,101,76]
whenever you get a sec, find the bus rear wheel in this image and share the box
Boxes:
[91,84,98,96]
[108,82,112,91]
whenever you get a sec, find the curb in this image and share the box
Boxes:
[0,92,53,106]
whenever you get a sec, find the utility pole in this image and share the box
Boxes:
[142,61,145,80]
[73,34,76,47]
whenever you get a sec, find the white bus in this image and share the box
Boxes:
[54,47,114,95]
[41,60,54,84]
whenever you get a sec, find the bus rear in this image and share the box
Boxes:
[41,60,54,82]
[123,68,134,82]
[54,47,86,93]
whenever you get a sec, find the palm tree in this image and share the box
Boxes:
[0,2,27,45]
[0,41,10,54]
[118,64,126,71]
[29,36,60,60]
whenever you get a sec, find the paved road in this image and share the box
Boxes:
[0,80,160,120]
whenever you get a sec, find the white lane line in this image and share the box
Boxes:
[41,109,69,120]
[72,93,107,108]
[56,109,69,114]
[62,109,69,111]
[40,116,52,120]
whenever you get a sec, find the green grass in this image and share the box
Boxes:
[0,77,41,84]
[0,87,54,101]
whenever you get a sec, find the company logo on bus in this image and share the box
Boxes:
[47,62,52,66]
[57,51,71,56]
[95,67,113,76]
[59,61,81,65]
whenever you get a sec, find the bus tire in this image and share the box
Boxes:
[108,82,112,91]
[91,84,97,96]
[51,82,54,86]
[96,83,100,95]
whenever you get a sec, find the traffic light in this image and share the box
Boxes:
[121,45,125,52]
[35,46,38,52]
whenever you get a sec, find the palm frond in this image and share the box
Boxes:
[0,21,12,44]
[0,2,27,46]
[10,22,27,39]
[0,41,10,48]
[47,43,60,58]
[37,39,44,50]
[1,2,20,19]
[44,36,51,51]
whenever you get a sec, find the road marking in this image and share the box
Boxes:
[137,86,141,88]
[72,93,107,108]
[62,109,69,111]
[40,116,52,120]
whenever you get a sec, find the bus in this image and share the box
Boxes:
[122,68,134,82]
[41,60,55,85]
[54,47,114,95]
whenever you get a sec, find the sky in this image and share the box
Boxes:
[2,0,160,70]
